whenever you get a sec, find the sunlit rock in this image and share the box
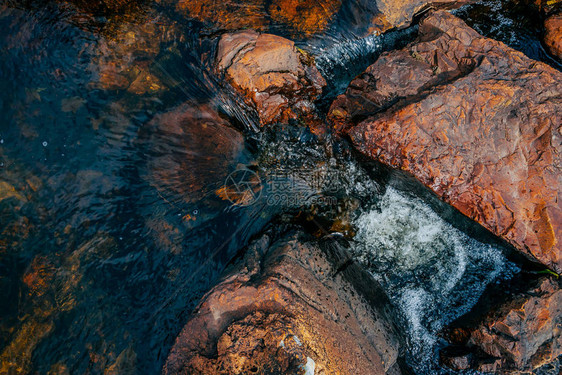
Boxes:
[216,31,326,126]
[164,231,402,374]
[329,10,562,273]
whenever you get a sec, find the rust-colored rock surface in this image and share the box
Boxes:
[163,231,402,374]
[373,0,465,30]
[330,10,562,273]
[442,277,562,373]
[268,0,342,35]
[545,13,562,59]
[216,31,326,126]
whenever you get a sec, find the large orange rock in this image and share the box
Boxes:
[163,231,403,374]
[544,14,562,59]
[216,31,326,126]
[442,277,562,373]
[329,10,562,273]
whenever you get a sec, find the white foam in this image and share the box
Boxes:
[352,187,516,368]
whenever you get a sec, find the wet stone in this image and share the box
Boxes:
[215,31,326,127]
[164,230,402,374]
[544,13,562,60]
[330,10,562,273]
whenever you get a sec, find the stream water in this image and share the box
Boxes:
[0,0,560,374]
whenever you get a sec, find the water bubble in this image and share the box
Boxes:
[42,141,48,147]
[0,139,4,144]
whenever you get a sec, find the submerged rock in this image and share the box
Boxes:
[163,230,402,374]
[175,0,268,31]
[267,0,342,35]
[442,277,562,373]
[175,0,340,34]
[143,103,245,204]
[329,10,562,273]
[91,16,183,94]
[544,13,562,59]
[216,31,326,127]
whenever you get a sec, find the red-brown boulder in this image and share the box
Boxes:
[545,13,562,59]
[329,10,562,273]
[163,231,402,374]
[215,31,326,126]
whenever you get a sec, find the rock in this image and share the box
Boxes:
[176,0,341,34]
[105,346,137,375]
[544,14,562,59]
[175,0,467,35]
[340,0,472,35]
[176,0,268,31]
[535,0,562,17]
[443,277,562,372]
[163,230,402,374]
[143,103,245,204]
[0,319,55,374]
[329,10,562,273]
[373,0,462,30]
[268,0,342,35]
[216,31,326,126]
[439,349,473,370]
[68,0,136,15]
[91,17,183,94]
[0,181,26,203]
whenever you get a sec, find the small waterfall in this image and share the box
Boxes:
[313,26,418,99]
[351,186,519,373]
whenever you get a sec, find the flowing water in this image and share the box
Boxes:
[352,184,519,373]
[0,0,559,374]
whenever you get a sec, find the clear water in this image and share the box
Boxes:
[0,0,559,374]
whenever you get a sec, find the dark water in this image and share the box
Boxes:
[0,0,559,374]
